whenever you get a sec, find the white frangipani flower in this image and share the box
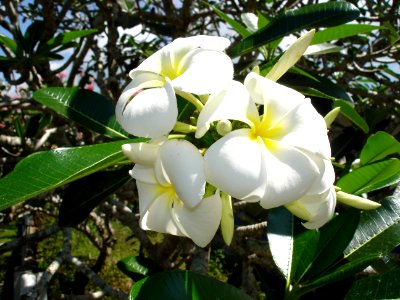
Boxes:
[124,139,222,247]
[197,72,332,210]
[285,154,337,229]
[116,35,234,138]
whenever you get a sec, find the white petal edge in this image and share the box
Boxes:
[196,80,259,138]
[140,191,184,236]
[173,48,233,95]
[204,129,266,201]
[116,76,177,138]
[122,142,160,166]
[172,191,222,247]
[266,30,315,82]
[158,139,206,208]
[259,140,319,208]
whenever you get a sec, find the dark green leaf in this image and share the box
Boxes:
[293,255,380,297]
[211,5,251,37]
[311,24,383,45]
[302,209,360,281]
[46,29,98,49]
[229,1,360,56]
[0,34,18,53]
[336,158,400,195]
[291,229,319,283]
[333,100,369,133]
[58,166,132,227]
[267,207,294,283]
[0,139,143,211]
[23,21,45,53]
[117,256,161,281]
[33,87,129,139]
[344,196,400,261]
[360,131,400,165]
[130,270,253,300]
[345,270,400,300]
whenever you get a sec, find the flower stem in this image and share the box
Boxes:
[175,89,204,112]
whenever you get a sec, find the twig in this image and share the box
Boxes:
[0,223,60,254]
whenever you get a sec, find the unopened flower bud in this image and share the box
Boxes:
[216,119,232,136]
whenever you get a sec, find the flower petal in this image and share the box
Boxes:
[244,73,304,123]
[122,142,160,166]
[286,187,336,229]
[259,140,319,208]
[204,129,266,201]
[277,99,331,159]
[131,35,231,78]
[266,30,315,82]
[116,72,177,138]
[158,139,206,208]
[196,80,259,138]
[172,191,222,247]
[172,48,233,94]
[140,191,184,236]
[130,164,158,185]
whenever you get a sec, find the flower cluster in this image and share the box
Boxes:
[116,34,337,247]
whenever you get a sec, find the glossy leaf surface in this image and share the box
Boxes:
[344,196,400,261]
[0,139,143,211]
[33,87,129,139]
[230,1,359,56]
[336,158,400,195]
[130,270,253,300]
[360,131,400,165]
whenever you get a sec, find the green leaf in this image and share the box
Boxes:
[336,158,400,195]
[33,87,129,139]
[46,29,98,49]
[302,209,360,281]
[345,270,400,300]
[293,255,380,297]
[211,5,251,38]
[344,196,400,261]
[0,34,18,53]
[117,256,161,281]
[333,100,369,133]
[267,207,294,284]
[58,166,132,227]
[360,131,400,165]
[311,24,383,45]
[0,139,143,211]
[291,229,319,283]
[130,270,253,300]
[229,1,360,57]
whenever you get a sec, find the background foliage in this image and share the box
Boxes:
[0,0,399,299]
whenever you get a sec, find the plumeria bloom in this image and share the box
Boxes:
[122,139,222,247]
[285,154,336,229]
[196,72,333,217]
[116,35,234,138]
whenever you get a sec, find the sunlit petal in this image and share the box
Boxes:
[140,192,184,236]
[244,73,304,126]
[158,139,206,208]
[122,142,160,166]
[116,73,177,138]
[129,164,158,185]
[131,35,231,78]
[286,187,336,229]
[260,140,319,208]
[277,99,331,159]
[172,192,222,247]
[173,49,233,94]
[204,129,266,200]
[266,30,315,82]
[196,80,258,138]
